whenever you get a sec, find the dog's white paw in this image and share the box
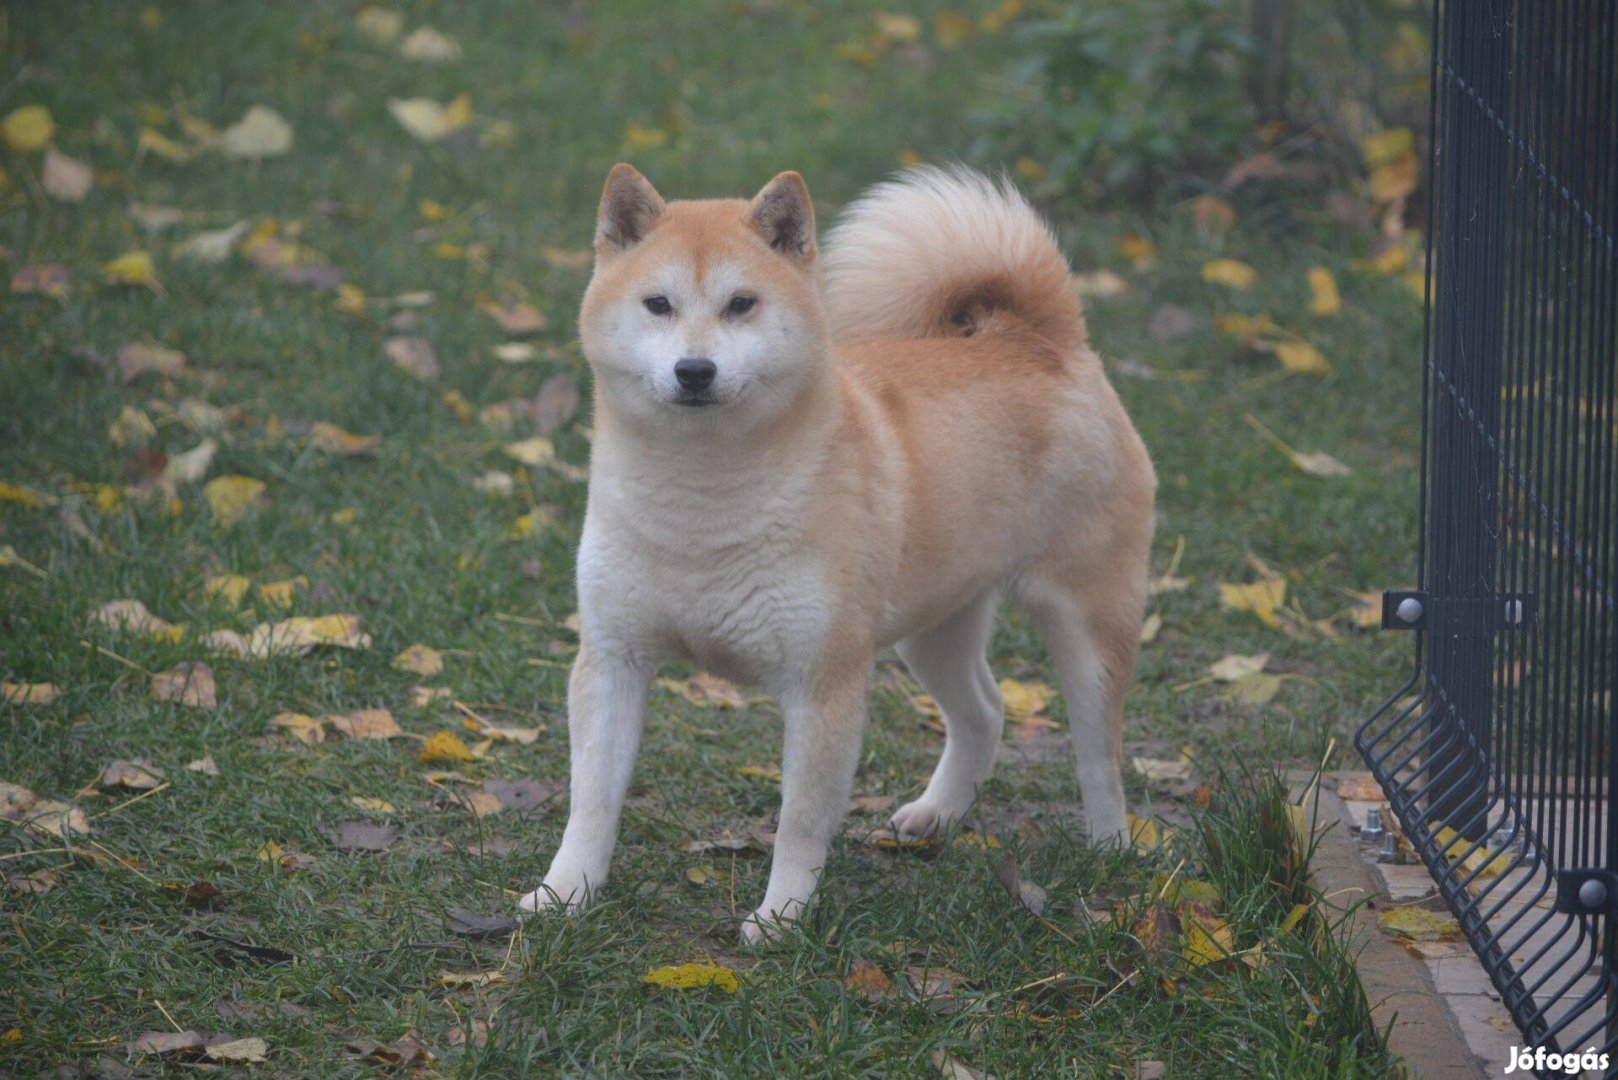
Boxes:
[516,878,590,915]
[739,907,797,946]
[890,795,967,839]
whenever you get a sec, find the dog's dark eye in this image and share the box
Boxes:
[727,295,757,316]
[643,296,672,315]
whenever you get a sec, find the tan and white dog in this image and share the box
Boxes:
[519,164,1156,943]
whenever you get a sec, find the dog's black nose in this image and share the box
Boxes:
[674,357,717,391]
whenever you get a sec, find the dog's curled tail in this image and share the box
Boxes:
[822,165,1085,348]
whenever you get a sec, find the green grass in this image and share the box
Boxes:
[3,1,1418,1074]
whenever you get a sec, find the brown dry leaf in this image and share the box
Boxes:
[1131,753,1191,782]
[503,436,555,468]
[329,708,402,740]
[534,375,581,435]
[419,729,477,763]
[204,475,267,527]
[9,867,63,894]
[324,819,400,852]
[992,852,1048,916]
[94,598,183,642]
[116,342,185,382]
[460,710,542,745]
[384,335,440,380]
[464,790,503,818]
[410,685,454,707]
[480,778,556,811]
[1,784,92,840]
[929,1049,996,1080]
[2,682,60,705]
[1136,1060,1168,1080]
[1336,773,1384,801]
[1133,900,1182,961]
[42,146,93,202]
[1189,193,1236,238]
[660,672,754,709]
[151,662,217,708]
[845,959,896,1001]
[310,422,381,456]
[348,1037,433,1067]
[481,300,547,336]
[392,644,444,677]
[271,712,326,745]
[130,1030,206,1057]
[493,342,537,364]
[205,1036,269,1063]
[849,794,896,815]
[97,758,165,791]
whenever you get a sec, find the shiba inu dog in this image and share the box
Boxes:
[519,163,1155,942]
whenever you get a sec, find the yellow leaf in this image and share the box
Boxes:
[418,198,453,222]
[254,576,303,609]
[350,796,396,814]
[419,729,476,763]
[737,764,782,782]
[1279,902,1311,934]
[388,96,470,142]
[203,572,251,606]
[2,682,59,705]
[310,422,381,456]
[1433,825,1513,878]
[102,251,157,288]
[1139,612,1162,645]
[1227,672,1283,707]
[1182,903,1235,965]
[334,283,367,317]
[329,708,402,739]
[1379,906,1460,941]
[204,475,266,527]
[222,613,370,658]
[934,11,976,47]
[623,122,668,150]
[998,677,1052,718]
[1217,580,1287,627]
[1127,812,1167,851]
[1346,591,1382,630]
[1209,652,1270,681]
[1307,266,1341,316]
[1290,450,1351,478]
[0,481,47,508]
[875,12,921,42]
[138,127,194,163]
[331,507,358,527]
[1361,128,1414,167]
[642,963,740,993]
[1213,312,1276,345]
[1013,157,1046,182]
[400,26,463,62]
[1,105,54,152]
[1273,339,1331,376]
[1369,154,1418,203]
[1117,233,1156,269]
[1201,259,1257,290]
[355,6,404,44]
[270,712,326,745]
[93,599,183,642]
[393,643,445,677]
[504,437,556,468]
[256,840,284,863]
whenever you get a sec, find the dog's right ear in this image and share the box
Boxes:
[595,164,665,255]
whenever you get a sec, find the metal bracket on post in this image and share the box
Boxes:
[1554,870,1618,918]
[1380,590,1535,635]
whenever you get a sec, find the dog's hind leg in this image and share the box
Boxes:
[890,589,1004,839]
[1017,529,1149,846]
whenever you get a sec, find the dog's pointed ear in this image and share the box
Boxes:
[595,164,665,254]
[747,171,816,263]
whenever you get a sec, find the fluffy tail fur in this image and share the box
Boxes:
[822,165,1086,347]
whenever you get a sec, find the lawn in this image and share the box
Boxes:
[3,1,1421,1075]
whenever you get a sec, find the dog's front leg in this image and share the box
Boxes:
[519,642,650,913]
[742,668,868,944]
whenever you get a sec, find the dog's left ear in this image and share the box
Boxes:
[747,172,816,264]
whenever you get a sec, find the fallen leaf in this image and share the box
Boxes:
[435,970,503,988]
[1139,612,1162,645]
[410,685,454,707]
[350,796,396,814]
[116,342,185,382]
[1307,266,1341,315]
[849,794,896,815]
[162,437,217,485]
[384,335,439,379]
[187,754,220,776]
[220,105,293,159]
[660,671,753,709]
[204,475,267,527]
[504,437,556,468]
[270,712,326,745]
[998,678,1052,718]
[9,867,63,894]
[534,375,581,434]
[97,758,165,791]
[323,819,401,852]
[202,572,250,606]
[173,220,248,263]
[42,146,93,202]
[1290,450,1351,477]
[1136,1060,1168,1079]
[930,1048,997,1080]
[1201,259,1257,290]
[329,708,402,740]
[1217,580,1287,627]
[1131,754,1191,782]
[481,300,547,336]
[10,263,71,299]
[1336,773,1384,800]
[102,251,158,288]
[1073,269,1129,299]
[1209,652,1270,681]
[1188,193,1237,238]
[464,790,503,817]
[1148,303,1199,343]
[1228,672,1283,706]
[493,342,537,364]
[642,963,740,992]
[1117,233,1156,269]
[1127,813,1166,852]
[1433,825,1513,878]
[1181,901,1235,965]
[94,598,183,641]
[1273,339,1331,376]
[480,778,555,811]
[205,1037,268,1063]
[310,422,381,456]
[393,643,445,677]
[471,470,516,495]
[446,909,520,939]
[2,682,60,705]
[348,1037,433,1067]
[0,785,92,840]
[129,1030,205,1057]
[1378,906,1460,942]
[400,26,462,61]
[388,94,472,142]
[234,614,370,658]
[419,729,476,763]
[844,959,896,1001]
[992,852,1048,916]
[151,662,217,708]
[1,105,54,152]
[355,6,404,44]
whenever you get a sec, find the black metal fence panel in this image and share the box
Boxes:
[1356,0,1616,1067]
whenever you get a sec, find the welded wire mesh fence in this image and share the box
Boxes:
[1355,0,1616,1065]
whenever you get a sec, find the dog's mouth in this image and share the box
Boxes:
[673,392,719,408]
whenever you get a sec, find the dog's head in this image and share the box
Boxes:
[578,165,827,429]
